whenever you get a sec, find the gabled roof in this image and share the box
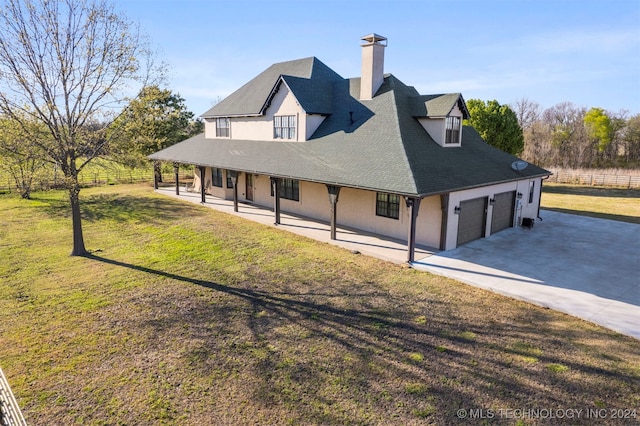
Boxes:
[200,57,342,118]
[151,68,549,197]
[281,75,333,115]
[410,93,470,118]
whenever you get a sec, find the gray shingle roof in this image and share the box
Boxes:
[200,57,341,118]
[152,58,549,196]
[409,93,470,118]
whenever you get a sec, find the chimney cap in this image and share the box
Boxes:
[361,33,387,46]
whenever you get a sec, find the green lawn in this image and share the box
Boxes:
[541,183,640,224]
[1,184,638,425]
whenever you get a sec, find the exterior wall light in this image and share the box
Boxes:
[489,198,495,205]
[454,206,461,214]
[517,192,523,199]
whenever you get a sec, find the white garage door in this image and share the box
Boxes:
[457,197,487,246]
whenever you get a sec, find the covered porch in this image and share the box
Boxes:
[154,186,436,265]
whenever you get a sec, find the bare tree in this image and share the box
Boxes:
[0,0,159,255]
[511,98,541,130]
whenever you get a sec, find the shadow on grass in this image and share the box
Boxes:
[32,192,206,224]
[83,253,636,424]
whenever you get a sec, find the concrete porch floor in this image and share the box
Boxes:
[155,186,435,264]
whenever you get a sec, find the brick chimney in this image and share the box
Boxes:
[360,33,387,100]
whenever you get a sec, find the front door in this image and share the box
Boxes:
[246,174,254,201]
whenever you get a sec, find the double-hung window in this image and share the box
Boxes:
[271,178,299,201]
[212,167,223,187]
[226,170,234,188]
[274,115,296,140]
[445,116,461,144]
[216,118,229,137]
[376,192,400,219]
[281,179,299,201]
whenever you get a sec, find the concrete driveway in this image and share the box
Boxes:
[412,210,640,339]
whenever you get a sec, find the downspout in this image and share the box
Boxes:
[538,175,550,221]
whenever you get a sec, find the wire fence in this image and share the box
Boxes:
[0,169,194,194]
[3,166,638,193]
[547,170,640,188]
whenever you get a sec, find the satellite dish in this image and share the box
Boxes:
[511,160,529,171]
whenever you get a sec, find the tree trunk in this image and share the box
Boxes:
[68,178,88,256]
[154,161,163,183]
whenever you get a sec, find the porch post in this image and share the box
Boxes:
[270,177,281,225]
[326,185,341,240]
[199,166,206,203]
[153,161,159,189]
[230,171,239,212]
[406,197,421,263]
[174,163,180,195]
[439,193,449,251]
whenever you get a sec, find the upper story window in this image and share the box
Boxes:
[274,115,296,140]
[216,118,229,137]
[445,116,461,144]
[376,192,400,219]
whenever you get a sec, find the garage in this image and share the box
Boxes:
[490,190,516,234]
[457,197,487,246]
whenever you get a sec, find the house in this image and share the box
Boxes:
[149,34,550,262]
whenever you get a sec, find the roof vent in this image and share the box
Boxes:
[360,33,387,101]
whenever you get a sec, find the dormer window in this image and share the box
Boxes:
[445,116,461,144]
[216,118,229,137]
[274,115,296,140]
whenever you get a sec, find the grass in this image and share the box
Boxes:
[1,184,639,425]
[541,183,640,224]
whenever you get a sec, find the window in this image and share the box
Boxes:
[216,118,229,137]
[274,115,296,140]
[271,178,299,201]
[445,116,461,144]
[376,192,400,219]
[226,170,234,188]
[212,167,223,187]
[528,181,535,203]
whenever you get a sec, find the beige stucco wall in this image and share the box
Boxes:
[191,171,543,252]
[204,83,326,142]
[415,195,443,249]
[241,179,442,249]
[190,167,231,199]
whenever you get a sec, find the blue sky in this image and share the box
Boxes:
[115,0,640,117]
